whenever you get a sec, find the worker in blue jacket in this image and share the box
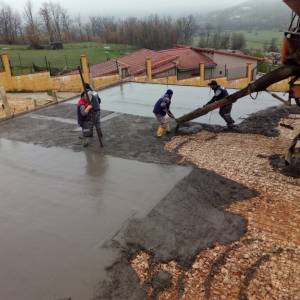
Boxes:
[206,80,235,128]
[153,89,175,137]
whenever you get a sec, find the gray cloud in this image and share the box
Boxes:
[1,0,246,17]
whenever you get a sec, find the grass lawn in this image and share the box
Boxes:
[0,42,137,75]
[233,30,284,50]
[193,30,285,51]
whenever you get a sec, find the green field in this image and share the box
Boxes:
[233,30,284,51]
[0,42,136,75]
[193,30,285,52]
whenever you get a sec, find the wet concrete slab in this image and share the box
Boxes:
[68,82,282,126]
[0,92,266,299]
[0,112,179,164]
[0,138,190,300]
[30,112,120,127]
[36,103,113,120]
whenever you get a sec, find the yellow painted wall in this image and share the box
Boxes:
[267,78,290,92]
[134,75,250,90]
[0,71,8,88]
[0,53,120,92]
[0,52,293,93]
[92,75,120,90]
[0,70,120,92]
[134,71,291,92]
[133,62,253,90]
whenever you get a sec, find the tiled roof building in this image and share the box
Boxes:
[74,45,261,81]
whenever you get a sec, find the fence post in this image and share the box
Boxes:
[199,63,205,86]
[146,58,152,81]
[65,55,68,69]
[52,90,58,103]
[18,54,22,74]
[32,99,37,109]
[0,87,12,118]
[1,53,13,90]
[247,63,253,83]
[80,54,90,83]
[45,56,49,71]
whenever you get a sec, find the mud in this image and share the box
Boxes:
[269,154,300,178]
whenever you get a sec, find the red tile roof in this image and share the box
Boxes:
[152,62,177,76]
[159,47,216,70]
[89,48,178,78]
[192,47,263,61]
[89,60,118,77]
[69,45,260,79]
[119,49,177,75]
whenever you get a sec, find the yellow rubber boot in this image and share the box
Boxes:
[156,126,166,137]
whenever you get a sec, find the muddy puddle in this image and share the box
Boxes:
[68,82,282,125]
[0,138,190,300]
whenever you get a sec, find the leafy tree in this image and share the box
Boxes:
[219,33,230,49]
[231,33,246,50]
[268,38,279,52]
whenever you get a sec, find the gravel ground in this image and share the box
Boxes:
[131,106,300,300]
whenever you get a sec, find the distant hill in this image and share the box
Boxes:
[198,0,291,31]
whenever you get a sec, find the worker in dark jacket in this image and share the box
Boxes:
[85,83,102,140]
[77,92,93,147]
[206,80,235,128]
[153,89,175,137]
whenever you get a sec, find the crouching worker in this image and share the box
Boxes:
[153,89,175,137]
[206,80,235,129]
[77,92,93,147]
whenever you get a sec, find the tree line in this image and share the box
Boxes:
[0,1,198,49]
[0,1,281,56]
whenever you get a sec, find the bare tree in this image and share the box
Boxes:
[61,8,72,42]
[40,2,54,42]
[0,4,22,44]
[177,15,198,44]
[24,0,40,47]
[205,23,213,46]
[49,2,63,41]
[77,14,84,41]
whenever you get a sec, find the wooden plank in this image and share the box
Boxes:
[0,87,12,118]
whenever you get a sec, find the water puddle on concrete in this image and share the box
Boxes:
[0,138,190,300]
[68,82,283,125]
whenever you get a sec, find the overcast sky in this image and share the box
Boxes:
[0,0,246,17]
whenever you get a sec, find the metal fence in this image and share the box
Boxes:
[227,66,247,80]
[9,53,81,76]
[0,57,4,72]
[204,65,227,80]
[257,62,278,74]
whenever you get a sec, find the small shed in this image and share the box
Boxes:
[49,42,64,50]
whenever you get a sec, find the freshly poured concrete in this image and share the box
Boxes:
[69,82,281,125]
[0,138,190,300]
